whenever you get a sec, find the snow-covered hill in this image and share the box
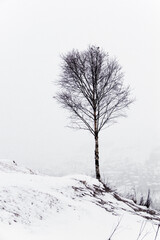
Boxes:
[0,159,160,240]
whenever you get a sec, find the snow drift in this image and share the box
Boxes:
[0,159,160,240]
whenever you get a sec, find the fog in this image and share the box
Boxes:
[0,0,160,179]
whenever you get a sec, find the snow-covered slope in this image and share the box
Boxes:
[0,159,35,174]
[0,160,160,240]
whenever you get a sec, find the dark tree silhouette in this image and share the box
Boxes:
[55,46,133,180]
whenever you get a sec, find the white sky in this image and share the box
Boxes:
[0,0,160,176]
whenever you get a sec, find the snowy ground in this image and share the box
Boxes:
[0,159,160,240]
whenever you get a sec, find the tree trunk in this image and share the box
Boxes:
[95,133,101,180]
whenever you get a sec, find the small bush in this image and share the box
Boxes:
[144,189,151,208]
[126,189,152,208]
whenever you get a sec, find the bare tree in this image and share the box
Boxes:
[55,46,133,181]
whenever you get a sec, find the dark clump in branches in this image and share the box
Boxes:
[55,46,133,180]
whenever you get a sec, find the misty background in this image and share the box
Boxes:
[0,0,160,200]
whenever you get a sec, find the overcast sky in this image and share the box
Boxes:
[0,0,160,176]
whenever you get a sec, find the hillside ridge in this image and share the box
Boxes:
[0,159,160,240]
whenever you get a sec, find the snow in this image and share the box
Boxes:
[0,160,160,240]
